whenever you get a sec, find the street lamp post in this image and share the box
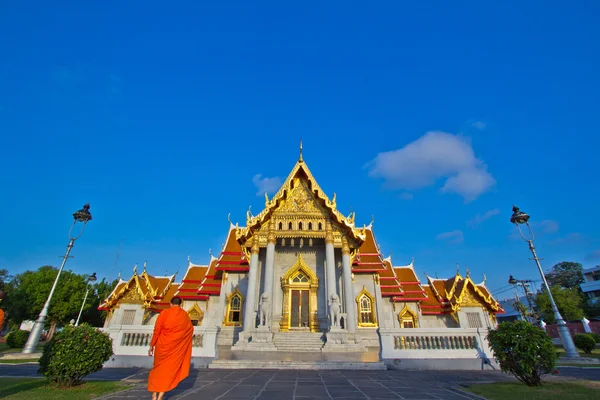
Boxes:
[510,205,580,358]
[22,204,92,354]
[508,275,538,323]
[75,272,97,326]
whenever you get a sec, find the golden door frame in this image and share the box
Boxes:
[279,253,319,332]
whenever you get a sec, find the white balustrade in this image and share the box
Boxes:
[379,328,494,361]
[102,325,219,358]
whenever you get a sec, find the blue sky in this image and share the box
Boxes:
[1,1,598,301]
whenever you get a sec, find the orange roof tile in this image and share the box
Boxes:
[175,263,209,300]
[198,258,223,296]
[352,227,385,272]
[216,226,249,272]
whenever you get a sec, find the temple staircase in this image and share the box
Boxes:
[273,331,325,352]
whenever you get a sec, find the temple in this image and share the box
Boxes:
[99,146,504,369]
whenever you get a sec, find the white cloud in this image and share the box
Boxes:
[471,120,487,130]
[252,174,282,196]
[467,208,500,228]
[537,220,559,234]
[436,230,464,244]
[549,232,584,245]
[366,131,495,202]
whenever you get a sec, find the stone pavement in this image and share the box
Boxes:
[100,369,513,400]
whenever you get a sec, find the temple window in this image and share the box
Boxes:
[318,222,323,230]
[187,304,204,327]
[279,222,283,230]
[293,272,309,283]
[120,310,136,325]
[224,288,244,326]
[308,222,313,230]
[398,304,418,328]
[467,312,483,328]
[288,222,293,230]
[298,222,303,230]
[281,238,286,246]
[356,287,377,327]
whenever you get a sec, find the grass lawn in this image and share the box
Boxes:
[0,342,45,354]
[0,358,39,364]
[464,381,600,400]
[556,347,600,359]
[0,378,131,399]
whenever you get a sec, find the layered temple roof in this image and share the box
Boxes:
[98,263,178,312]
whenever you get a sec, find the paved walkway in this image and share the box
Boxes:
[101,369,512,400]
[2,365,599,400]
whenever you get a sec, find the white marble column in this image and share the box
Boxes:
[260,222,276,329]
[342,237,356,333]
[325,222,338,329]
[243,236,260,331]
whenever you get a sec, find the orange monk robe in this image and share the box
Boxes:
[148,307,194,393]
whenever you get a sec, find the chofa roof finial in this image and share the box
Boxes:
[299,138,303,162]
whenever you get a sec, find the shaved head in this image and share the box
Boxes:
[171,297,183,306]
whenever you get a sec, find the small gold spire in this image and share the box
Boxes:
[299,138,303,162]
[143,261,147,273]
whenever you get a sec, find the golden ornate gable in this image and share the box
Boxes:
[235,152,366,248]
[451,277,501,312]
[281,253,319,284]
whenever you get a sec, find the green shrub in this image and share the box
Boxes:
[6,330,30,348]
[38,324,113,387]
[588,332,600,344]
[487,321,557,386]
[573,334,596,354]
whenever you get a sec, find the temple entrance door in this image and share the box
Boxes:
[290,289,310,328]
[280,254,319,333]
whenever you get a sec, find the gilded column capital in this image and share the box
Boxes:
[325,221,334,244]
[341,236,350,255]
[251,235,260,254]
[267,220,276,244]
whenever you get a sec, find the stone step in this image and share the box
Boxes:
[209,360,387,370]
[274,346,324,352]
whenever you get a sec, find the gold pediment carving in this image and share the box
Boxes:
[121,288,143,304]
[274,178,327,216]
[459,289,482,307]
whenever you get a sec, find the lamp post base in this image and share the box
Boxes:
[22,317,46,354]
[556,320,580,358]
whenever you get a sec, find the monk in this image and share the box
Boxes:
[0,290,5,332]
[148,296,193,400]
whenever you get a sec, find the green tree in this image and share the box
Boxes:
[546,261,584,289]
[0,268,12,291]
[7,266,90,339]
[535,286,585,324]
[78,278,119,327]
[487,320,558,386]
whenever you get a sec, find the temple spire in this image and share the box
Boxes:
[299,138,303,162]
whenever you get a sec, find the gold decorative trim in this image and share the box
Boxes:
[398,304,419,328]
[279,253,319,332]
[187,303,204,326]
[356,286,378,328]
[341,236,350,255]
